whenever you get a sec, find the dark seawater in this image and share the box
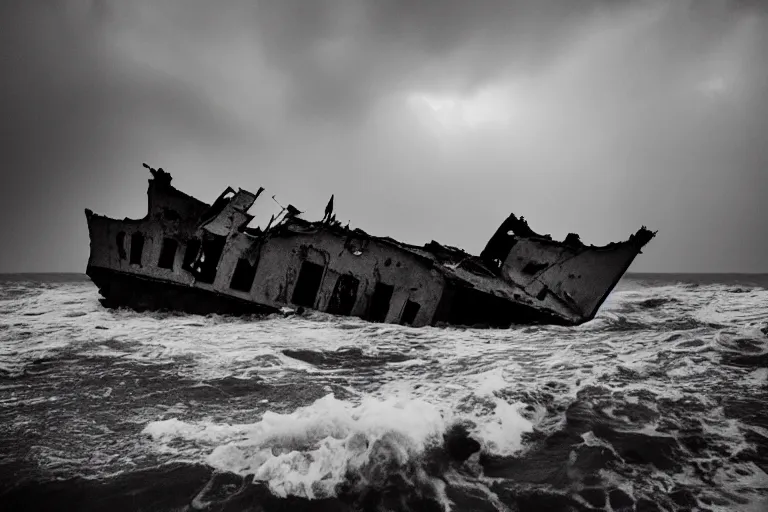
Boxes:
[0,273,766,512]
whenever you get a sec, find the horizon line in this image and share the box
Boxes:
[2,271,768,276]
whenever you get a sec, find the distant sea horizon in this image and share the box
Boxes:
[2,272,768,287]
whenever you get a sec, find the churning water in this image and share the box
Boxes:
[0,273,767,511]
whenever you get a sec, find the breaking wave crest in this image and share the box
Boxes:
[140,392,536,508]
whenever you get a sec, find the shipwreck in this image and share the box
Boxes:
[84,165,655,328]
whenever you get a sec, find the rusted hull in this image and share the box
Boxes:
[83,165,655,328]
[87,266,278,316]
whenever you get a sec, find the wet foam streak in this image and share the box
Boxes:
[1,275,767,511]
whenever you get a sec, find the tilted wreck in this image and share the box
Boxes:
[84,165,656,328]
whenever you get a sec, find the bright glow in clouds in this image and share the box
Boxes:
[407,84,520,133]
[698,76,729,97]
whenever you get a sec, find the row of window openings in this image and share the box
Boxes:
[291,261,421,325]
[118,232,180,269]
[118,234,420,325]
[117,232,254,290]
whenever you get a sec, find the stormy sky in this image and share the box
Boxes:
[1,0,766,273]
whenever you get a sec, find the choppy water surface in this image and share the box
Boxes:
[0,273,767,511]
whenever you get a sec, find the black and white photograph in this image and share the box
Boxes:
[1,1,767,510]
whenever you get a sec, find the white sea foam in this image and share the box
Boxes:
[469,398,533,455]
[469,368,509,397]
[144,393,452,498]
[141,390,537,499]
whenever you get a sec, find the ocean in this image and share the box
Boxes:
[0,273,766,511]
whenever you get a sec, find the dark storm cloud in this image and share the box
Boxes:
[1,2,243,171]
[0,0,766,272]
[251,0,620,121]
[250,0,766,122]
[0,1,263,271]
[250,0,768,271]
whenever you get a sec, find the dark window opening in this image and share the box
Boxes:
[327,274,359,316]
[158,238,178,270]
[230,258,258,292]
[292,261,325,308]
[116,232,126,260]
[401,300,421,326]
[182,239,201,272]
[522,261,549,275]
[130,232,144,265]
[366,282,394,323]
[194,234,227,284]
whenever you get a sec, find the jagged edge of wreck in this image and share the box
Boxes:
[83,165,656,328]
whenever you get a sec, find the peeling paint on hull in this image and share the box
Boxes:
[84,165,656,328]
